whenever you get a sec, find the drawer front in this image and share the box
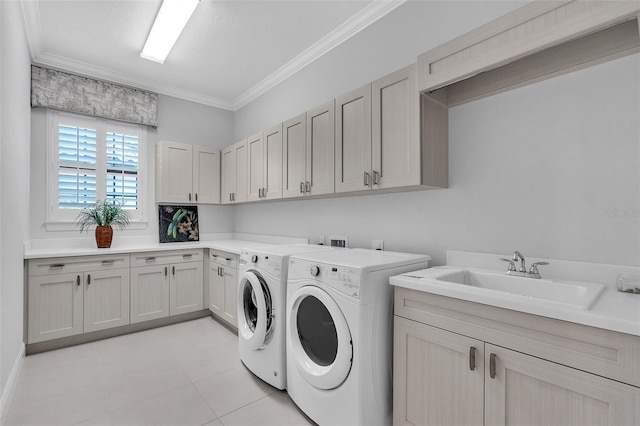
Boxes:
[131,249,203,267]
[394,287,640,388]
[29,254,130,276]
[209,250,238,268]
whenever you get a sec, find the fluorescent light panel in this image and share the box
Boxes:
[141,0,200,64]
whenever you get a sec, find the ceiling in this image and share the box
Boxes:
[21,0,407,111]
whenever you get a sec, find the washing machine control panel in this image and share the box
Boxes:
[240,250,283,277]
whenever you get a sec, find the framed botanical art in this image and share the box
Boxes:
[158,205,199,243]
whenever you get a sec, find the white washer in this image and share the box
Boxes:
[237,244,332,390]
[286,249,430,425]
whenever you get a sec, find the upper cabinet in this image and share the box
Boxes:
[156,141,220,205]
[221,139,247,204]
[336,64,447,194]
[248,124,283,202]
[282,101,335,199]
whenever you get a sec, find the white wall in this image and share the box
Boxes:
[29,94,236,241]
[0,0,31,416]
[232,1,640,268]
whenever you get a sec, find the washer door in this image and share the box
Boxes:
[289,285,352,390]
[238,271,274,350]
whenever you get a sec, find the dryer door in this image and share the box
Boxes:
[288,285,352,390]
[238,271,274,350]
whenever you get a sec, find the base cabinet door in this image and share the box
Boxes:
[485,344,640,426]
[130,265,170,324]
[209,264,224,317]
[170,262,204,316]
[222,266,238,326]
[84,268,130,333]
[393,316,484,426]
[28,273,83,343]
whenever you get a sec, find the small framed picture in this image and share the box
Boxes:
[158,205,199,243]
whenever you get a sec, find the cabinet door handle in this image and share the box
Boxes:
[229,193,232,202]
[87,274,91,286]
[300,182,304,193]
[165,267,168,277]
[305,181,310,193]
[195,193,198,202]
[172,266,175,276]
[489,353,497,379]
[469,347,476,371]
[76,275,81,286]
[373,170,380,186]
[188,193,192,202]
[183,254,192,259]
[363,171,370,187]
[50,263,65,270]
[101,259,115,265]
[145,257,156,262]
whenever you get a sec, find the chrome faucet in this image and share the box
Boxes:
[500,251,549,279]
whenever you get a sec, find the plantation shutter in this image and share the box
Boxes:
[106,131,139,209]
[58,123,98,209]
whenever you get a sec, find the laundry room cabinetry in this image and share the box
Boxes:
[27,254,130,344]
[393,287,640,426]
[156,141,220,204]
[282,101,335,199]
[208,250,239,328]
[247,124,283,202]
[336,64,447,194]
[130,249,204,323]
[221,139,248,204]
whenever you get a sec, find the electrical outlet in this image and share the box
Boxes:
[328,235,348,248]
[313,236,325,245]
[372,240,384,251]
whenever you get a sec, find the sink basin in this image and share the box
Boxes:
[399,268,605,310]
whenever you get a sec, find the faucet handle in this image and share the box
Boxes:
[529,262,549,275]
[499,258,516,272]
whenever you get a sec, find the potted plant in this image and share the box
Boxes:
[76,199,130,248]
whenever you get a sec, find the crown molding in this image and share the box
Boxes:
[231,0,407,110]
[20,0,42,60]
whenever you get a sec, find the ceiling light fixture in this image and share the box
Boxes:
[140,0,200,64]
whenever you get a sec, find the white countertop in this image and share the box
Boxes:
[23,233,307,259]
[390,250,640,337]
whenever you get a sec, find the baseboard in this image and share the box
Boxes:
[0,343,26,426]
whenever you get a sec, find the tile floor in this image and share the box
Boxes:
[5,317,314,426]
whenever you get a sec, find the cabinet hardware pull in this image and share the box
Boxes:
[300,182,304,193]
[232,192,236,202]
[305,181,310,193]
[165,267,168,277]
[225,258,231,261]
[183,254,192,259]
[50,264,65,269]
[172,266,175,275]
[101,260,115,265]
[469,347,476,371]
[489,353,497,379]
[373,170,380,185]
[87,274,91,285]
[363,171,370,187]
[195,193,198,202]
[219,267,224,276]
[211,254,218,258]
[76,275,81,286]
[229,193,232,202]
[188,193,192,201]
[145,257,156,262]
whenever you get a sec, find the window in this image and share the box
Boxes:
[47,111,146,227]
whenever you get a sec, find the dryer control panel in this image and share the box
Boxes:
[289,259,361,299]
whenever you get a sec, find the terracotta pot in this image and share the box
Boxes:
[95,225,113,248]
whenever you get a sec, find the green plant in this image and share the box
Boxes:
[76,199,130,232]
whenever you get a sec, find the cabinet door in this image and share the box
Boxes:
[485,344,640,426]
[335,84,372,193]
[130,265,170,324]
[222,266,238,327]
[247,132,264,202]
[28,273,83,343]
[209,262,224,317]
[233,140,248,203]
[156,141,193,204]
[221,144,236,204]
[170,262,204,316]
[263,124,283,200]
[372,64,420,189]
[282,113,307,198]
[193,147,220,204]
[393,316,484,426]
[306,100,335,196]
[84,269,130,333]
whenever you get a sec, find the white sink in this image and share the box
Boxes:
[398,267,605,310]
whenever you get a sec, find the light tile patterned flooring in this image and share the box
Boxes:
[5,317,314,426]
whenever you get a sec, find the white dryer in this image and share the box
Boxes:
[237,244,331,390]
[286,249,430,425]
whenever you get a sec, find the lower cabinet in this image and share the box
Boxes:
[393,288,640,426]
[27,254,130,344]
[208,250,238,328]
